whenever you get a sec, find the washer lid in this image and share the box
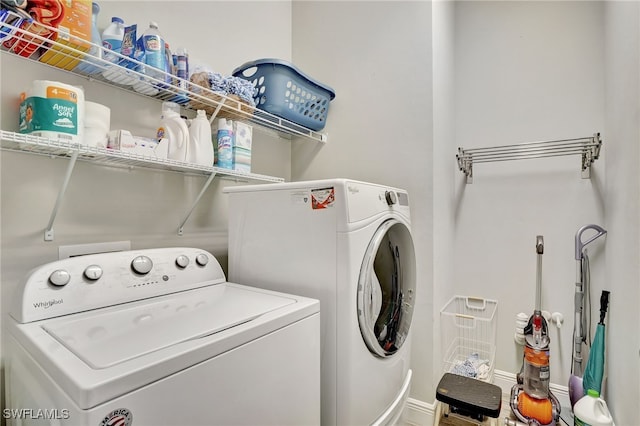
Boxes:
[42,284,295,369]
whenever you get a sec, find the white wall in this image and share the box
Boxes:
[291,1,435,403]
[453,1,606,391]
[432,0,456,396]
[603,2,640,424]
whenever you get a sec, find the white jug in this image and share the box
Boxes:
[574,389,615,426]
[188,110,214,166]
[159,110,189,162]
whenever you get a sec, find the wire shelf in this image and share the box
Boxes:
[0,11,327,143]
[0,130,284,241]
[456,133,602,183]
[0,130,284,182]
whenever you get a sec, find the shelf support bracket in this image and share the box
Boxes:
[178,172,217,236]
[207,101,225,125]
[44,149,79,241]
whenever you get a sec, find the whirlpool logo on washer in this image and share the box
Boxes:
[33,298,63,309]
[100,408,133,426]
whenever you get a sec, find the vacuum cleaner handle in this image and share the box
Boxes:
[575,224,607,260]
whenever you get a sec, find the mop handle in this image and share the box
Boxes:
[599,290,610,324]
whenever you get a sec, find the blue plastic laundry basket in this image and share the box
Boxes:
[232,59,335,131]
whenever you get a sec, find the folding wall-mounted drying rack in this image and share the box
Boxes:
[456,133,602,183]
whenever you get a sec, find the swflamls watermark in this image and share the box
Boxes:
[2,408,70,420]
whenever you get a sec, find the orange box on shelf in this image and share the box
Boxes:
[38,0,92,71]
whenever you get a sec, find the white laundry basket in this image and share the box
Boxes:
[440,296,498,382]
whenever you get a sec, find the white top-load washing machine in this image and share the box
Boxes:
[4,247,320,426]
[225,179,416,426]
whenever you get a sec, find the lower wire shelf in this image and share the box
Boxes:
[1,130,284,240]
[0,130,284,182]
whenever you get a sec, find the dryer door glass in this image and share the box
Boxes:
[357,218,416,357]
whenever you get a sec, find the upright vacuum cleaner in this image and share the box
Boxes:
[568,224,607,407]
[510,236,561,426]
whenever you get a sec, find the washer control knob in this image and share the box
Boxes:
[196,253,209,266]
[385,190,397,206]
[131,255,153,275]
[84,265,103,281]
[175,255,190,269]
[49,269,71,287]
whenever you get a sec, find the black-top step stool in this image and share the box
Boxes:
[434,373,502,426]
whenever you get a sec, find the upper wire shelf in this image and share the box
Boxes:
[0,11,327,143]
[456,133,602,183]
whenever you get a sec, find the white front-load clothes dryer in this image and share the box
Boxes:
[226,179,416,426]
[4,247,320,426]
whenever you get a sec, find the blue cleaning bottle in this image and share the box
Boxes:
[170,46,189,104]
[141,21,166,81]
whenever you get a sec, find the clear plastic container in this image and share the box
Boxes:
[522,343,551,400]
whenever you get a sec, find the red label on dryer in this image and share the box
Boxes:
[311,187,335,209]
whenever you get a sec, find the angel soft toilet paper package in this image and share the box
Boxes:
[19,80,85,144]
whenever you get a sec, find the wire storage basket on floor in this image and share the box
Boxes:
[440,296,498,382]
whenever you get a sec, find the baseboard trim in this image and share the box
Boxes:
[400,370,570,425]
[400,397,435,426]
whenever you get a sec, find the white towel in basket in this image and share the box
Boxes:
[451,353,490,380]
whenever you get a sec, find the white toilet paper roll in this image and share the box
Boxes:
[84,127,108,148]
[85,101,111,131]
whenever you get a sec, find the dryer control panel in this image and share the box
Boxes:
[345,182,411,224]
[11,247,225,323]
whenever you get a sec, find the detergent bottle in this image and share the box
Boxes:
[188,110,214,166]
[574,389,615,426]
[158,108,189,162]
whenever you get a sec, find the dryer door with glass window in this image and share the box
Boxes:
[357,218,416,357]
